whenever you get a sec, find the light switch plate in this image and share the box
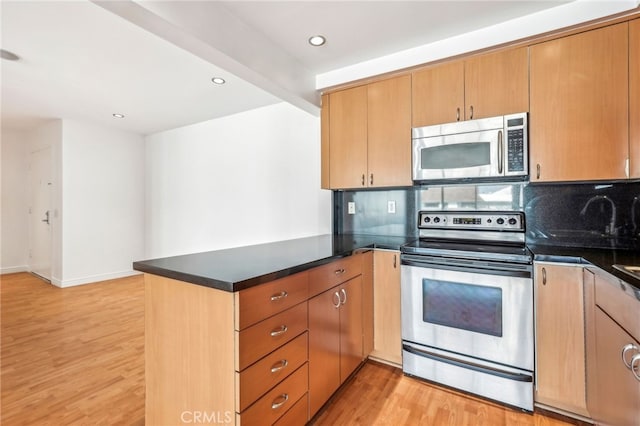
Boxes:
[348,202,356,215]
[387,200,396,214]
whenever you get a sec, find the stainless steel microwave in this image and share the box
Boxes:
[412,112,528,183]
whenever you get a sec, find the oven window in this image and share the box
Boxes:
[422,279,503,337]
[420,142,490,170]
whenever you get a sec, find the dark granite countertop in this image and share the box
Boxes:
[133,234,413,292]
[529,244,640,290]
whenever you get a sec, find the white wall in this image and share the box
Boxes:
[60,120,145,286]
[1,129,29,273]
[145,102,331,259]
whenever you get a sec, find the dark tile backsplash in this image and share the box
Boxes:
[524,181,640,250]
[334,181,640,250]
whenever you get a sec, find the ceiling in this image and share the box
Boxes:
[1,0,638,135]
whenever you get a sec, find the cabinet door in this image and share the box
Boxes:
[339,276,363,382]
[367,75,412,187]
[630,19,640,178]
[328,85,368,188]
[464,47,529,120]
[412,60,464,127]
[530,23,629,182]
[362,251,374,358]
[534,263,589,417]
[308,288,341,417]
[320,93,331,189]
[370,250,402,366]
[592,307,640,425]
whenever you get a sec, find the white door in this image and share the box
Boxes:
[28,147,52,281]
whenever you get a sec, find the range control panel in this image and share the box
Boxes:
[418,211,525,231]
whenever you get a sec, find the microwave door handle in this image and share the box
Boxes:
[498,130,504,174]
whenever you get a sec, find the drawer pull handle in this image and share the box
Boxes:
[271,393,289,410]
[622,343,639,368]
[270,359,288,373]
[270,291,288,301]
[270,325,288,337]
[631,354,640,381]
[334,268,345,275]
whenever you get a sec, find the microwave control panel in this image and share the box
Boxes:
[505,114,528,175]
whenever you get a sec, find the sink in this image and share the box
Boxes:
[613,265,640,280]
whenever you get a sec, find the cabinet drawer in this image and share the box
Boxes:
[309,255,362,297]
[236,272,309,331]
[594,271,640,341]
[273,393,308,426]
[237,302,308,371]
[236,332,308,411]
[238,363,308,426]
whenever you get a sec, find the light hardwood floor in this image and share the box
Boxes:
[1,273,145,425]
[2,272,575,425]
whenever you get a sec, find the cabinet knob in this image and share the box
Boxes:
[469,105,474,119]
[393,254,397,269]
[361,174,365,186]
[370,173,373,185]
[456,107,460,121]
[542,267,547,285]
[536,164,541,180]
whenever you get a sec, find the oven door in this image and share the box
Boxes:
[401,254,533,371]
[412,129,501,182]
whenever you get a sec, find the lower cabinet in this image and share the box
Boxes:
[309,276,363,418]
[534,262,590,418]
[370,250,402,366]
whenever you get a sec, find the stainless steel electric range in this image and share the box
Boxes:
[400,210,534,411]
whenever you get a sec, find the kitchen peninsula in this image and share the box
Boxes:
[133,234,408,425]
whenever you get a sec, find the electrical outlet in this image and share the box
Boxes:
[348,202,356,215]
[387,200,396,214]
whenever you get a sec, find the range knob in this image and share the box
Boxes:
[496,218,505,225]
[508,218,518,226]
[433,217,441,224]
[423,216,431,223]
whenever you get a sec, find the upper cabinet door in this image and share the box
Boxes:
[412,61,464,127]
[530,23,629,182]
[328,85,368,189]
[367,75,412,187]
[464,47,529,120]
[630,19,640,179]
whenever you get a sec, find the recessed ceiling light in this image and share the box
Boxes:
[0,49,20,61]
[112,113,125,118]
[211,77,226,85]
[308,35,326,47]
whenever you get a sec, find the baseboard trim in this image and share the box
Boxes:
[0,265,28,275]
[58,270,142,288]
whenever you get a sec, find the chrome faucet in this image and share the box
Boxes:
[579,195,617,236]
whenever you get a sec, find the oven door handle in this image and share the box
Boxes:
[403,344,533,383]
[401,254,532,278]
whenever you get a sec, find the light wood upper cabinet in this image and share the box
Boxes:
[412,60,464,127]
[322,75,412,189]
[534,263,590,418]
[326,85,368,189]
[530,23,629,182]
[464,47,529,121]
[630,19,640,178]
[367,75,412,187]
[370,250,402,366]
[412,47,528,127]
